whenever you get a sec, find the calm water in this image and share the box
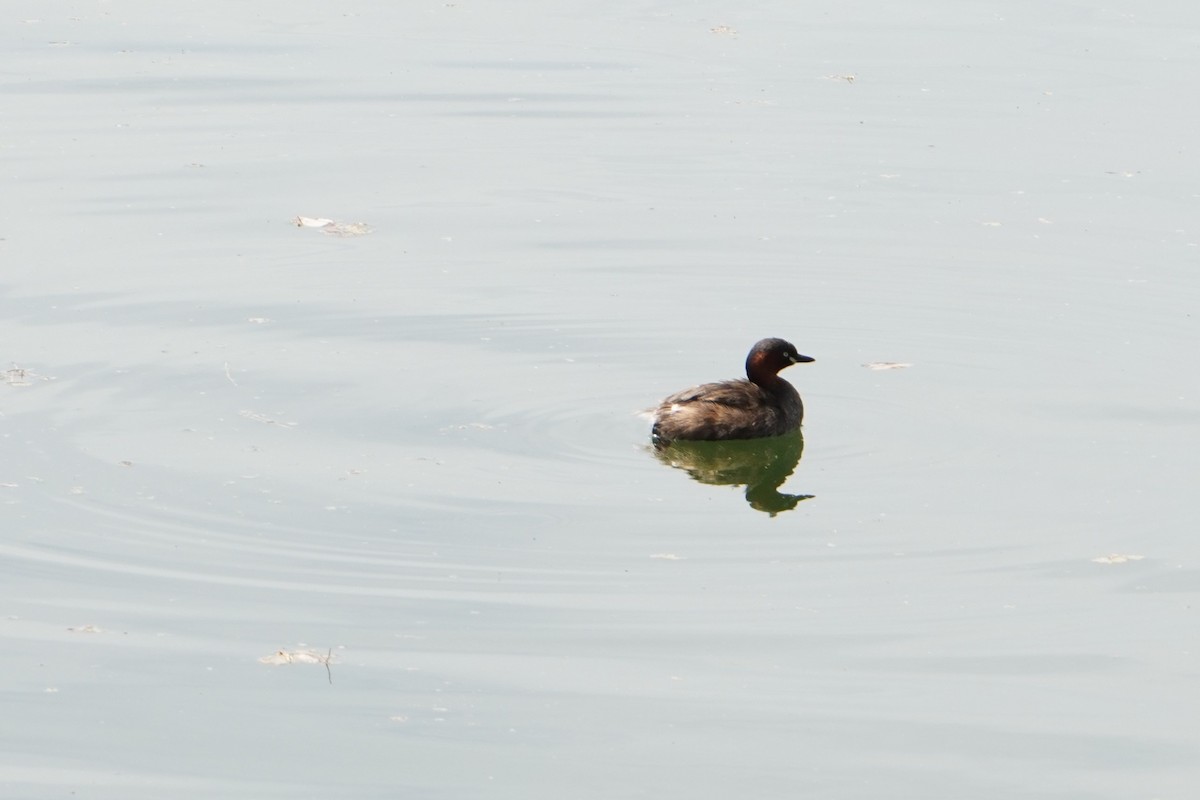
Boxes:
[4,2,1198,798]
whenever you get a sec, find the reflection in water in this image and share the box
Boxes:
[651,430,812,516]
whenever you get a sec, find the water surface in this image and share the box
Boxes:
[3,2,1198,798]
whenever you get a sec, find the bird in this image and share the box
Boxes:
[650,337,814,444]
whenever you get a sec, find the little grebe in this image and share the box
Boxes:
[651,337,814,443]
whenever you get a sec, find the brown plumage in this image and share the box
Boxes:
[651,338,814,443]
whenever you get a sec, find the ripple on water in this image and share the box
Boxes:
[8,485,630,606]
[449,385,652,469]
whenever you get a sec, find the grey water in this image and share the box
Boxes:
[3,2,1198,798]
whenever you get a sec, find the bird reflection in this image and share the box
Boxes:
[651,430,812,516]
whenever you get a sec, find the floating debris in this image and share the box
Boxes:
[5,366,36,386]
[259,648,334,683]
[294,216,373,237]
[863,362,912,371]
[1092,554,1145,565]
[4,367,31,386]
[5,365,55,386]
[259,649,329,665]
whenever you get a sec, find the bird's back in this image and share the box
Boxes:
[652,378,802,442]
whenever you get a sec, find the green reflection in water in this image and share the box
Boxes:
[651,429,813,516]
